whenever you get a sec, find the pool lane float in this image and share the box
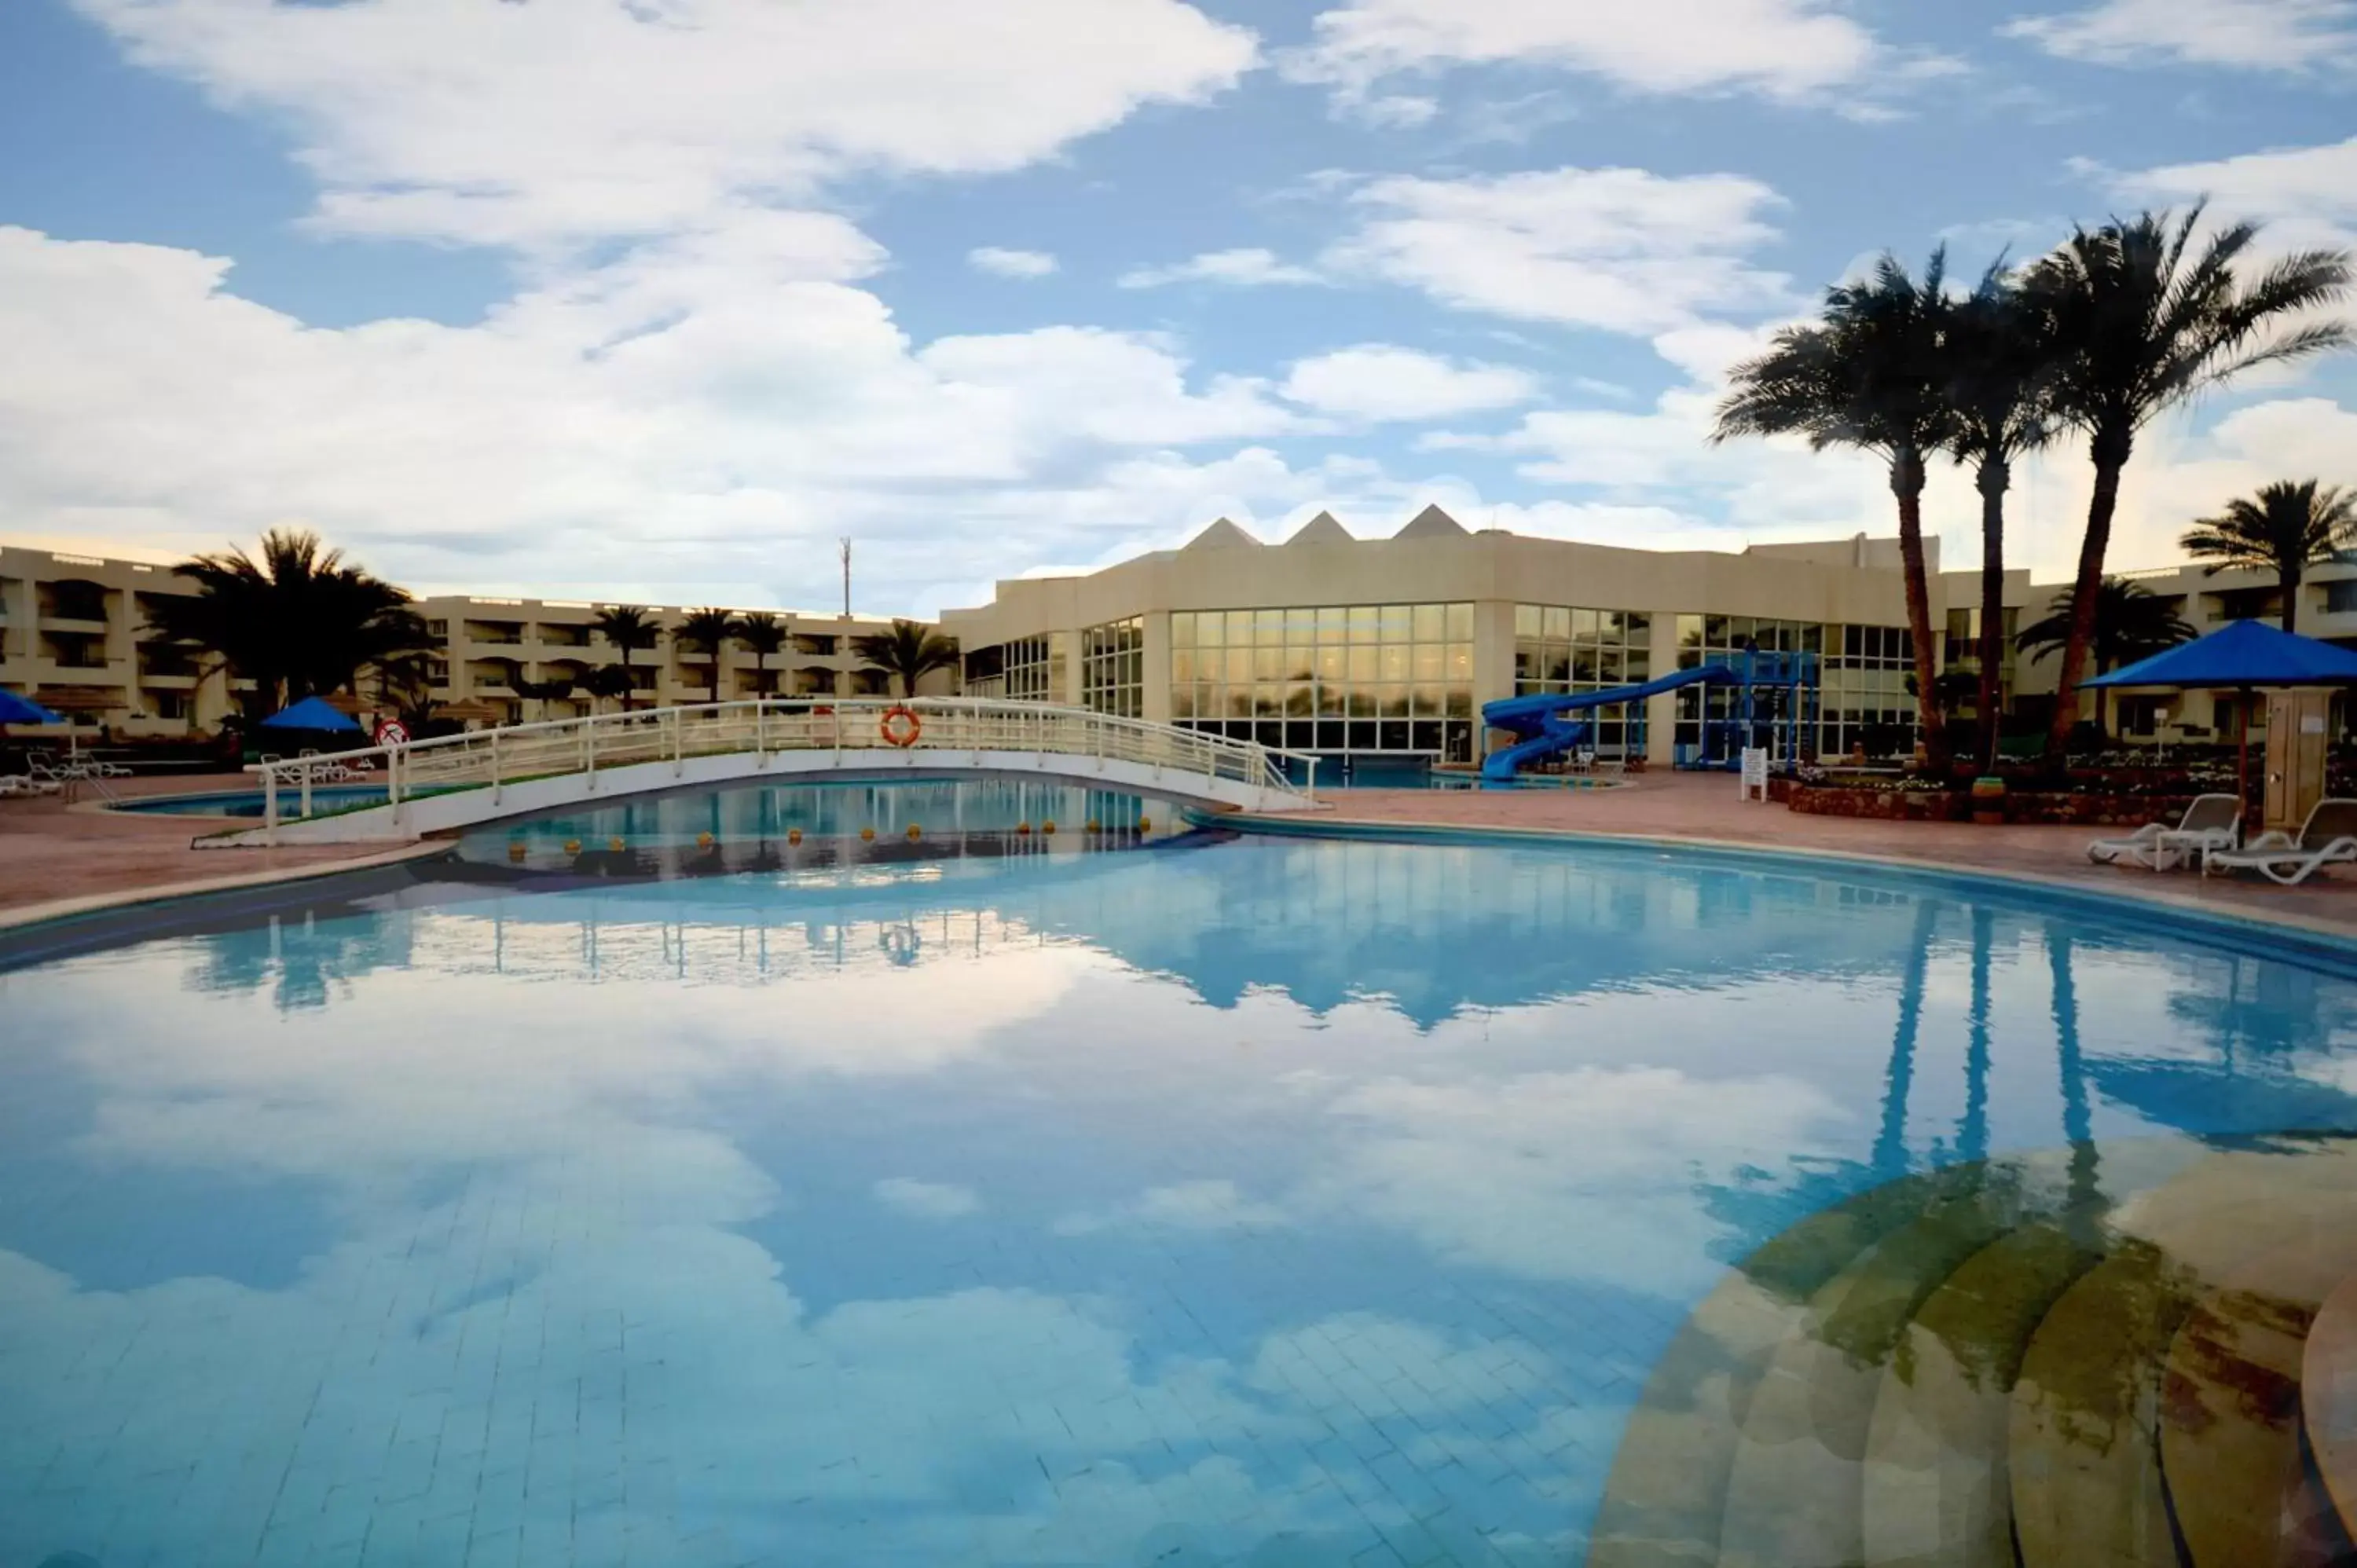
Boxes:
[879,704,922,748]
[906,824,922,841]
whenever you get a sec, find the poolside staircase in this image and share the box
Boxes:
[1588,1136,2357,1567]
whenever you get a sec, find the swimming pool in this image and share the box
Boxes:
[3,778,2354,1566]
[111,783,398,817]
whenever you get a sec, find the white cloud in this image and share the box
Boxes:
[1314,1065,1848,1295]
[70,0,1259,248]
[1286,0,1890,112]
[1281,344,1539,421]
[2005,0,2357,72]
[2111,135,2357,251]
[1054,1178,1289,1234]
[1325,167,1795,335]
[966,247,1059,279]
[874,1178,982,1218]
[1116,247,1329,289]
[0,222,1324,614]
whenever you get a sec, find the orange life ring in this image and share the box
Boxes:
[879,704,922,748]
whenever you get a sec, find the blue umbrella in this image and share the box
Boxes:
[2083,618,2357,825]
[260,694,365,732]
[0,689,64,725]
[2083,617,2357,690]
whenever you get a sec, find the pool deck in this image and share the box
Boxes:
[0,772,437,929]
[1299,772,2357,936]
[3,767,2355,939]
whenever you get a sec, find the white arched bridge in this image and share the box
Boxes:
[213,698,1318,847]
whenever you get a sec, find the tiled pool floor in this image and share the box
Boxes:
[5,792,2357,1564]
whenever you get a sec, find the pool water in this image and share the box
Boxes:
[3,779,2356,1566]
[111,783,398,818]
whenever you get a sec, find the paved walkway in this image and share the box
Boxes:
[0,773,428,925]
[1309,772,2357,934]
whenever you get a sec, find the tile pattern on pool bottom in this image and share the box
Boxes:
[3,807,2357,1566]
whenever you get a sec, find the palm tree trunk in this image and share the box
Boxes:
[1893,453,1948,770]
[2282,565,2300,634]
[2044,436,2128,760]
[1975,456,2008,774]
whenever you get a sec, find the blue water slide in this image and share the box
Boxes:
[1479,664,1739,781]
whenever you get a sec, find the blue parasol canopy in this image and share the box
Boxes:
[0,689,64,725]
[2081,617,2357,690]
[260,694,365,731]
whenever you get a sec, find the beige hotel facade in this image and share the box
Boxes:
[0,544,929,738]
[5,509,2341,764]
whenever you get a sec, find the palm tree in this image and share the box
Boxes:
[1717,250,1959,767]
[2014,577,2194,742]
[736,611,789,696]
[1943,263,2058,771]
[579,664,635,713]
[141,528,435,720]
[589,605,660,711]
[674,606,743,702]
[511,671,580,722]
[2179,480,2357,632]
[371,651,438,731]
[851,620,960,698]
[2025,207,2352,757]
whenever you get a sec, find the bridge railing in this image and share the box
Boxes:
[250,698,1312,830]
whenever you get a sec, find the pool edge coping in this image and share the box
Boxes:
[1206,806,2357,961]
[0,841,451,936]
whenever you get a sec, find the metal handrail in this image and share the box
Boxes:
[247,698,1314,832]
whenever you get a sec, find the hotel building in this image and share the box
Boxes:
[0,544,931,737]
[2,513,2332,762]
[941,505,2347,767]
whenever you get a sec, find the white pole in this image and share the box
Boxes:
[265,768,279,847]
[299,764,312,821]
[491,730,502,805]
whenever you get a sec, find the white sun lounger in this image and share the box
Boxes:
[2087,793,2241,872]
[2205,797,2357,885]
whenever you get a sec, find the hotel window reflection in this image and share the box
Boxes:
[1080,617,1144,718]
[1512,605,1653,754]
[1171,603,1474,760]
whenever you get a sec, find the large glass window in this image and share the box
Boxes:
[1080,617,1144,718]
[1664,614,1915,763]
[1171,603,1474,760]
[1820,621,1918,758]
[1003,633,1069,705]
[1512,605,1653,754]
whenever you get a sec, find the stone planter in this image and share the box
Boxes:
[1780,782,2198,828]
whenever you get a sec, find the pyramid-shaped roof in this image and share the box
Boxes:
[1393,504,1468,540]
[1182,517,1261,551]
[1285,510,1353,546]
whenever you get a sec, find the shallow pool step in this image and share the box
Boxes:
[2007,1141,2357,1568]
[1858,1218,2102,1568]
[2159,1214,2357,1568]
[2305,1273,2357,1548]
[1587,1165,1996,1568]
[1716,1179,2026,1568]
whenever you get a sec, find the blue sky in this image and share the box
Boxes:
[2,0,2355,616]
